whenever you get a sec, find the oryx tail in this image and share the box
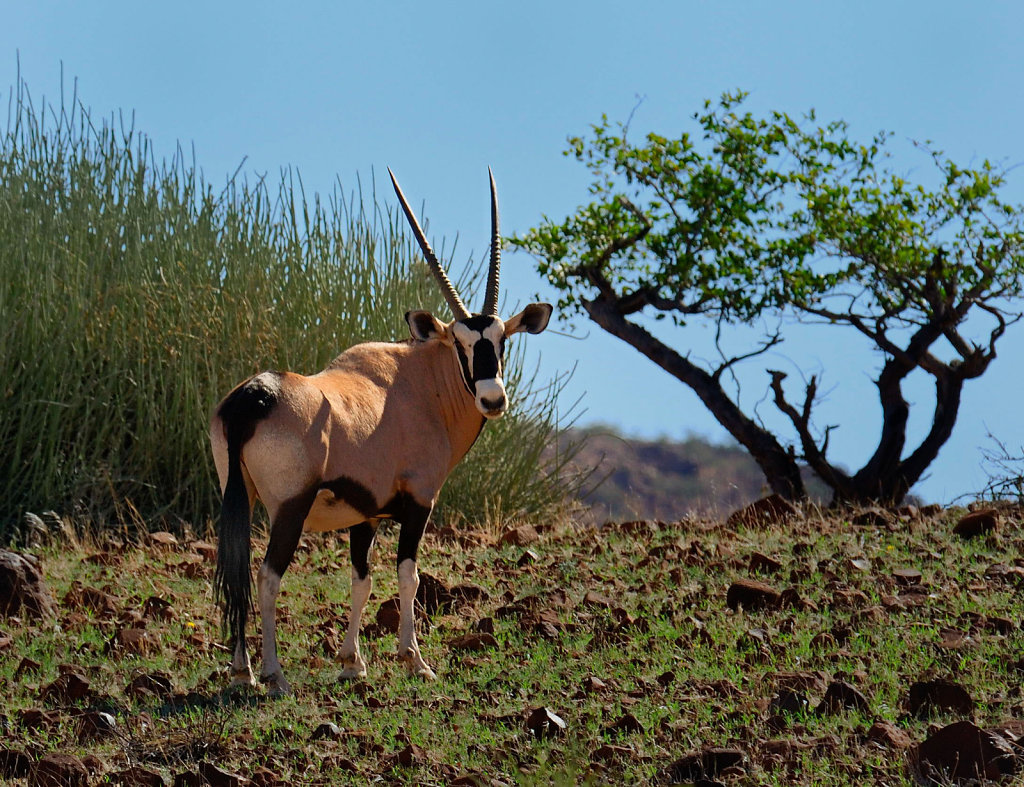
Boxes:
[213,376,278,647]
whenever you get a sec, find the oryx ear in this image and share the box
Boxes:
[504,302,553,336]
[406,310,449,342]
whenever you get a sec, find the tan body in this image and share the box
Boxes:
[210,338,483,534]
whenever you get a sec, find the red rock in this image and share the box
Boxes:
[0,749,31,780]
[197,762,243,787]
[0,550,55,619]
[526,707,566,740]
[30,753,89,786]
[499,524,540,547]
[726,579,781,611]
[867,720,912,749]
[912,720,1017,781]
[954,509,999,539]
[375,598,401,633]
[662,748,745,781]
[815,680,870,715]
[908,679,974,718]
[726,495,798,528]
[448,633,498,651]
[39,672,91,704]
[748,552,783,574]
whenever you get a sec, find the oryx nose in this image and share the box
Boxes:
[480,395,507,412]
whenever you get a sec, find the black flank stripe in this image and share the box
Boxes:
[318,476,380,519]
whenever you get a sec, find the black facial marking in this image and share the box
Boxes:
[264,486,318,578]
[472,338,500,380]
[461,314,497,332]
[379,491,432,567]
[349,521,377,580]
[455,342,474,395]
[319,476,380,519]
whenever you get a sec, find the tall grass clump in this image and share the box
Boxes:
[0,77,576,539]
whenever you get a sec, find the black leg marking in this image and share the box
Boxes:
[381,492,432,567]
[349,521,377,579]
[319,476,380,519]
[264,487,318,578]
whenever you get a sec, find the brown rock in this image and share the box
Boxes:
[40,672,91,704]
[607,712,644,734]
[416,572,454,615]
[526,707,566,740]
[499,524,539,547]
[662,748,745,781]
[0,550,55,619]
[748,552,783,574]
[769,689,809,715]
[954,508,999,539]
[198,762,243,787]
[908,679,974,719]
[892,568,923,586]
[0,749,31,780]
[148,531,179,548]
[852,506,893,528]
[584,675,608,693]
[867,720,912,749]
[726,495,798,528]
[815,680,870,715]
[77,711,117,743]
[126,672,174,699]
[30,753,89,787]
[106,627,153,657]
[726,579,781,611]
[396,743,426,767]
[376,598,401,633]
[171,773,202,787]
[448,633,498,651]
[912,720,1017,781]
[592,743,634,762]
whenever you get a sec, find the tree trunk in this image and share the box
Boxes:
[584,298,807,500]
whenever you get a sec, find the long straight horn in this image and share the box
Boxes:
[482,167,501,316]
[388,168,470,321]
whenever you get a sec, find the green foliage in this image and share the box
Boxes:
[513,90,1024,330]
[0,79,570,535]
[513,92,1024,504]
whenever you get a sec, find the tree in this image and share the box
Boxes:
[512,92,1024,506]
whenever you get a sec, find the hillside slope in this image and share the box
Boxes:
[562,426,829,522]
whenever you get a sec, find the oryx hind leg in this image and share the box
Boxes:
[389,494,436,680]
[259,489,316,697]
[339,521,377,680]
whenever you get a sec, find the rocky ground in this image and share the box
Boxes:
[1,498,1023,785]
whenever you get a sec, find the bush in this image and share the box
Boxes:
[0,78,573,539]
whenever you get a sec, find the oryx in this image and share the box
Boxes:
[209,169,552,695]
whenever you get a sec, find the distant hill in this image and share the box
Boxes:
[559,425,829,523]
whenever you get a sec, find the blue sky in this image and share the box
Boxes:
[5,2,1024,504]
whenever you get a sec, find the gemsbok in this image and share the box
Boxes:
[209,169,552,695]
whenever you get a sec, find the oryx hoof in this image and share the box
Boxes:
[260,670,292,698]
[338,655,368,680]
[399,649,436,680]
[228,668,256,689]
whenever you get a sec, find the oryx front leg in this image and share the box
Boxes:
[394,497,436,680]
[339,522,376,680]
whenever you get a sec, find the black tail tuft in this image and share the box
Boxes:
[213,375,279,647]
[214,442,252,646]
